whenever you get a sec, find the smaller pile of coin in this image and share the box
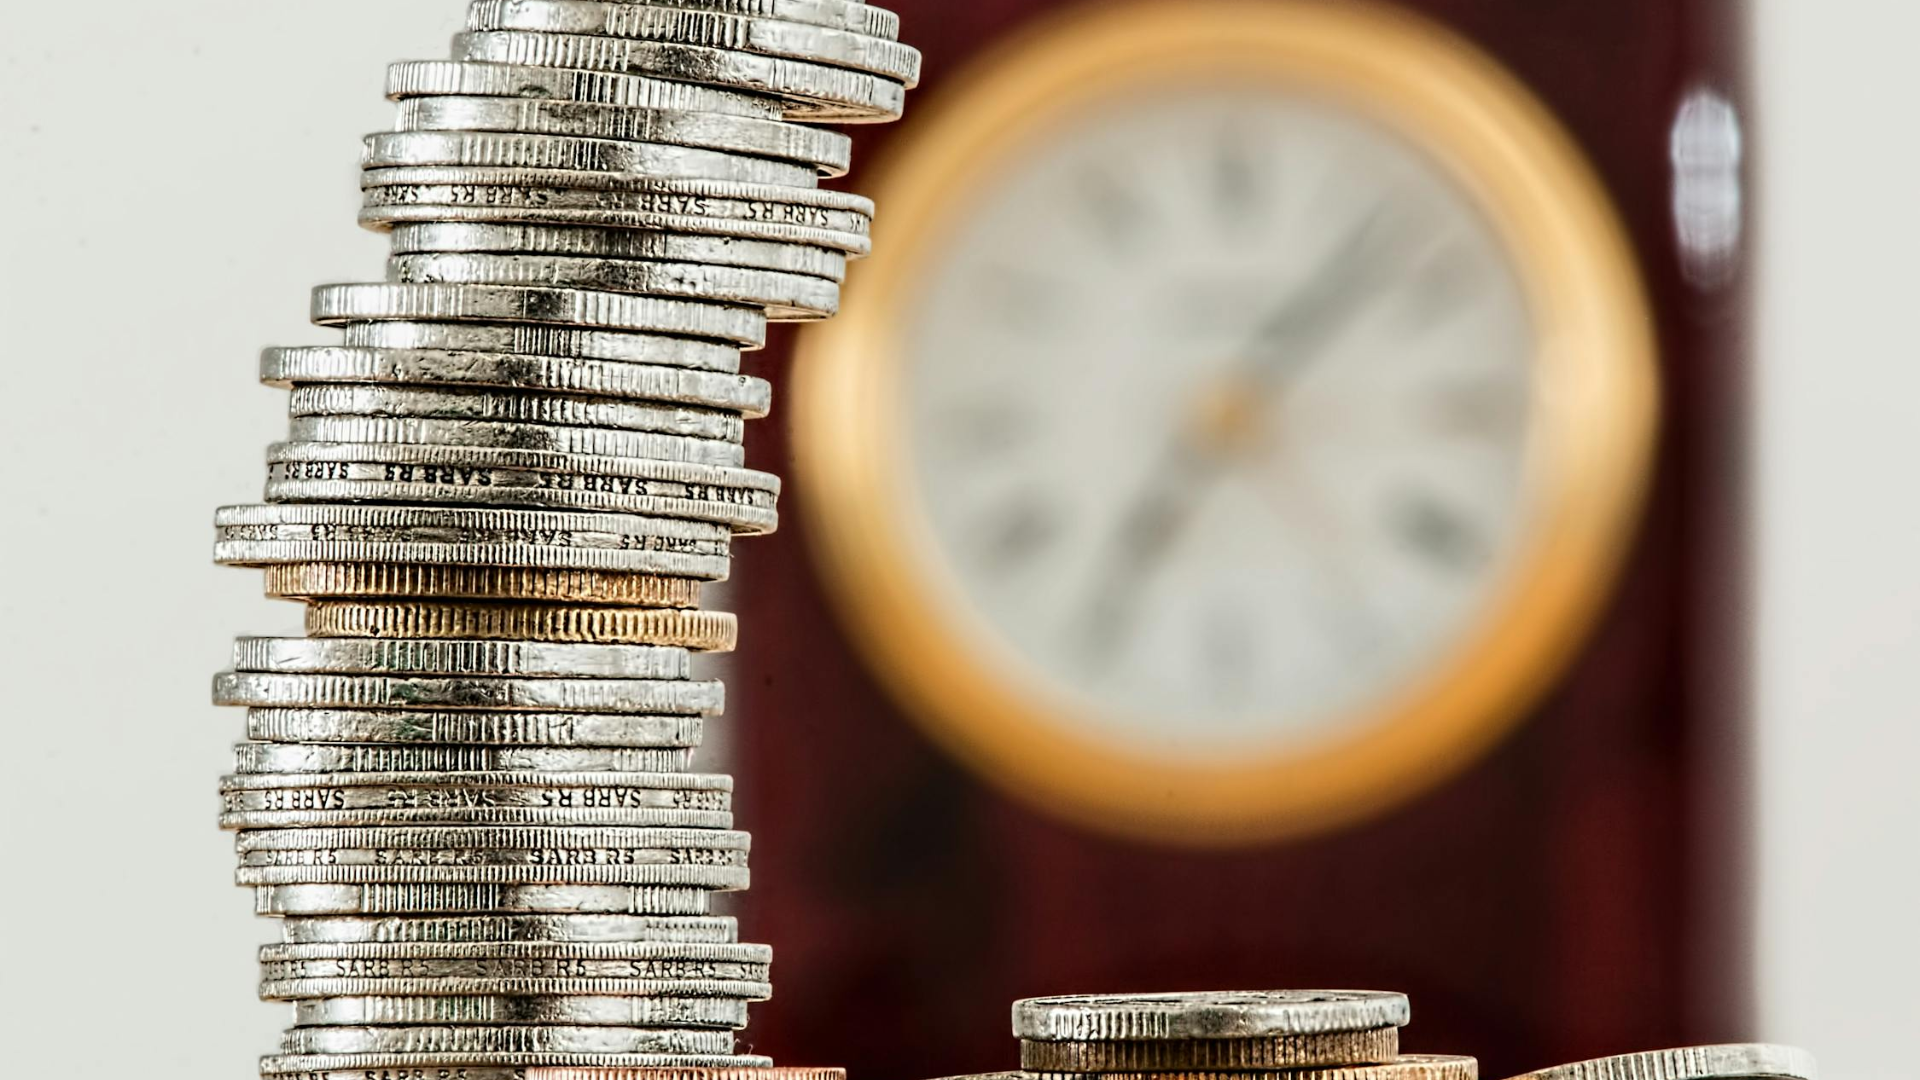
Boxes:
[931,992,1817,1080]
[1011,991,1448,1080]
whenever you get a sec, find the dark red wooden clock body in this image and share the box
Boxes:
[732,2,1751,1077]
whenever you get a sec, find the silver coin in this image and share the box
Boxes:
[340,319,740,371]
[465,2,921,85]
[389,252,840,320]
[363,130,818,188]
[263,442,781,535]
[387,221,847,281]
[311,284,766,348]
[263,348,773,415]
[212,671,726,715]
[262,969,771,1000]
[244,708,706,748]
[361,189,871,255]
[239,825,749,854]
[288,416,747,468]
[457,31,905,123]
[215,502,730,551]
[279,914,738,944]
[220,773,732,830]
[1013,991,1413,1041]
[235,862,751,889]
[265,939,768,962]
[1503,1046,1819,1080]
[259,1053,773,1073]
[359,169,875,221]
[640,0,900,38]
[392,96,850,173]
[289,384,749,440]
[231,637,694,680]
[385,60,787,117]
[254,883,713,916]
[229,744,693,776]
[280,1026,734,1056]
[239,848,746,874]
[291,995,750,1028]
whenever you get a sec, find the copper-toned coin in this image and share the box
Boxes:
[306,600,738,651]
[1021,1029,1399,1072]
[1026,1057,1479,1080]
[527,1068,846,1080]
[264,563,704,606]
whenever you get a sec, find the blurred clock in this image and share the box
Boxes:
[794,0,1657,842]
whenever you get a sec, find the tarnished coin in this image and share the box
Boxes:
[385,61,788,117]
[465,2,921,85]
[311,284,766,348]
[231,637,693,680]
[244,708,706,747]
[211,671,726,715]
[261,565,710,605]
[279,1025,734,1056]
[253,883,713,917]
[1026,1058,1481,1080]
[261,1054,773,1073]
[1501,1046,1818,1080]
[392,96,851,173]
[362,130,818,189]
[1014,991,1412,1041]
[293,995,750,1028]
[305,602,739,652]
[230,743,693,775]
[340,319,741,372]
[1020,1029,1400,1071]
[458,31,907,123]
[278,913,738,944]
[263,348,774,415]
[389,252,840,320]
[286,415,747,467]
[288,385,749,440]
[239,825,749,855]
[388,221,845,282]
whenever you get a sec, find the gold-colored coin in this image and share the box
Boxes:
[1021,1029,1399,1072]
[1026,1055,1477,1080]
[264,563,703,607]
[306,600,738,651]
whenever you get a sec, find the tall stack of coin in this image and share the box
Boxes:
[210,2,916,1078]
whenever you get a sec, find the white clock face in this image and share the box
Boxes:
[898,83,1539,761]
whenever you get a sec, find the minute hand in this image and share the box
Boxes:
[1239,207,1401,386]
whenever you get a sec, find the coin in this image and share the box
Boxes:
[279,1025,736,1056]
[288,384,750,439]
[229,743,694,775]
[385,60,789,117]
[363,130,819,188]
[340,318,743,371]
[253,883,714,917]
[456,31,907,122]
[1019,1028,1401,1070]
[287,415,748,467]
[292,995,751,1028]
[263,348,775,414]
[243,707,707,747]
[260,564,710,604]
[525,1069,847,1080]
[388,252,841,319]
[278,913,739,944]
[305,602,739,651]
[231,637,694,680]
[1024,1059,1482,1080]
[1501,1046,1819,1080]
[386,221,848,281]
[1013,991,1413,1041]
[234,863,751,889]
[311,283,767,347]
[260,1053,774,1073]
[211,671,726,714]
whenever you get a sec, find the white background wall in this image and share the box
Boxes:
[1751,2,1920,1076]
[0,1,1913,1077]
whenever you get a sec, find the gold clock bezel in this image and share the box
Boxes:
[793,0,1659,845]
